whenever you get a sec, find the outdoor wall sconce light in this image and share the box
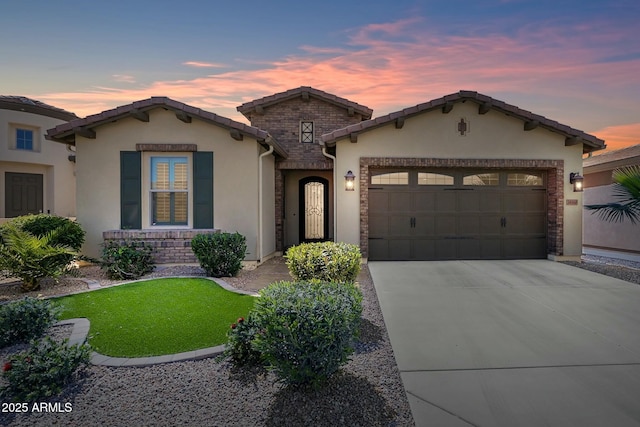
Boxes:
[569,172,584,192]
[345,170,356,191]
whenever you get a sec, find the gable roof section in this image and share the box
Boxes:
[583,143,640,171]
[237,86,373,120]
[320,90,605,154]
[0,96,78,121]
[46,97,288,158]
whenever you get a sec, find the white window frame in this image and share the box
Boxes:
[142,152,193,228]
[9,123,40,152]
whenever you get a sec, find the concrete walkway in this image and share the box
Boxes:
[369,260,640,427]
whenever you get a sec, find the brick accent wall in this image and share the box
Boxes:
[102,229,220,264]
[358,158,564,258]
[247,96,367,251]
[247,97,365,170]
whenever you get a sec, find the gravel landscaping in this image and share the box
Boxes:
[0,261,415,427]
[3,254,640,426]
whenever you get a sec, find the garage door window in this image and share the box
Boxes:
[418,172,454,185]
[371,172,409,185]
[507,173,543,186]
[463,173,499,186]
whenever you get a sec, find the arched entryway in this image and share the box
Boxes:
[299,176,329,242]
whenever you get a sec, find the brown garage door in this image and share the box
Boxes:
[368,170,547,260]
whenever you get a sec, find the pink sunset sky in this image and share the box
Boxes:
[1,1,638,154]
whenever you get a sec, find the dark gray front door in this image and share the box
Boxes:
[369,170,547,260]
[5,172,43,217]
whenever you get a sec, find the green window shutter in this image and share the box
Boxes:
[120,151,142,229]
[193,151,213,229]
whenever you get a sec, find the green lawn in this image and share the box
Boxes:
[53,278,255,357]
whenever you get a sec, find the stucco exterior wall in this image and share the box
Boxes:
[583,184,640,255]
[0,109,75,218]
[333,102,585,258]
[76,108,267,260]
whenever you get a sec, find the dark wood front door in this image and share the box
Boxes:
[299,177,329,242]
[5,172,43,217]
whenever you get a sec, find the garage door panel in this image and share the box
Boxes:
[389,215,413,237]
[368,170,547,260]
[504,191,546,213]
[481,215,503,235]
[435,216,456,235]
[507,215,546,235]
[413,239,436,260]
[369,215,389,237]
[389,192,412,211]
[388,239,412,260]
[503,238,547,259]
[458,214,481,235]
[414,192,436,211]
[369,192,390,213]
[413,216,435,236]
[480,239,502,259]
[432,239,457,260]
[458,239,481,259]
[458,192,481,212]
[436,192,457,211]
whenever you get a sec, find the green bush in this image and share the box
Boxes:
[1,214,85,251]
[0,298,59,348]
[285,242,361,283]
[191,232,247,277]
[101,241,155,280]
[225,315,263,367]
[1,337,91,401]
[251,280,363,388]
[0,223,79,291]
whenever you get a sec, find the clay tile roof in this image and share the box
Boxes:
[320,91,606,154]
[237,86,373,119]
[0,96,78,121]
[46,97,287,158]
[583,144,640,169]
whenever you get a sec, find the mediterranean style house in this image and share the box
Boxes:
[46,87,605,263]
[583,145,640,262]
[1,96,78,223]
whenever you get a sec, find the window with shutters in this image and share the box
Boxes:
[150,156,189,225]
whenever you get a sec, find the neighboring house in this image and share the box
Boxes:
[47,88,605,263]
[583,144,640,262]
[0,96,78,223]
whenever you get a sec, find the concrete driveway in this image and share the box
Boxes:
[369,260,640,427]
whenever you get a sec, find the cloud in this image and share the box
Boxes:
[35,15,639,148]
[182,61,227,68]
[592,123,640,152]
[112,74,136,84]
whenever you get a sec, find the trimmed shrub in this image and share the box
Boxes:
[0,298,59,348]
[285,242,361,283]
[1,214,85,251]
[191,232,246,277]
[251,280,363,388]
[101,241,155,280]
[1,337,91,401]
[225,315,263,367]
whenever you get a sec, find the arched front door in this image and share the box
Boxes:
[299,177,329,242]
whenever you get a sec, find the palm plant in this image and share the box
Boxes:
[585,165,640,224]
[0,223,77,292]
